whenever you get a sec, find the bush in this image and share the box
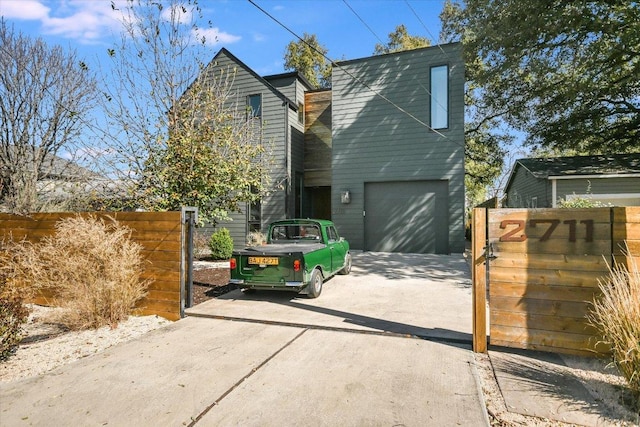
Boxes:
[557,196,610,208]
[208,228,233,260]
[0,240,43,360]
[3,215,149,330]
[588,246,640,406]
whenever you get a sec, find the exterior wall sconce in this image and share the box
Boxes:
[341,190,351,204]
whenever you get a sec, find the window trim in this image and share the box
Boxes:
[430,64,449,130]
[297,102,304,125]
[247,93,262,120]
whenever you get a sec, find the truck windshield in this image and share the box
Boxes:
[271,224,321,242]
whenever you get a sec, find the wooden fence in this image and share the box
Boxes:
[0,211,187,321]
[473,206,640,356]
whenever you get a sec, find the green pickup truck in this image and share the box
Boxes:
[229,219,351,298]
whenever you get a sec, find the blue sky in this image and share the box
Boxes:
[1,0,447,76]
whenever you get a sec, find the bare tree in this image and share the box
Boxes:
[0,20,97,214]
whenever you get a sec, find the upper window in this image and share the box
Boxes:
[298,102,304,124]
[430,65,448,130]
[247,94,262,119]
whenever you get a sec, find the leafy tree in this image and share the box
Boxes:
[100,0,271,223]
[284,33,332,89]
[143,70,269,223]
[0,20,97,214]
[440,0,640,154]
[373,24,430,54]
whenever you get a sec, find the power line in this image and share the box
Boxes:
[247,0,457,142]
[404,0,447,56]
[342,0,386,49]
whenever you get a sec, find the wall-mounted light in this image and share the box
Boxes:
[341,190,351,204]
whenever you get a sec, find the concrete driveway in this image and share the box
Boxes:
[0,252,489,426]
[189,252,473,343]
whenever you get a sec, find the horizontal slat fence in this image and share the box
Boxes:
[475,207,640,356]
[0,211,184,321]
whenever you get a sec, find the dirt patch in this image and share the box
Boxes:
[191,267,234,305]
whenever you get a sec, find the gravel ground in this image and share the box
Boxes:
[0,305,172,383]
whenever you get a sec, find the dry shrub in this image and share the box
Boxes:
[0,238,43,359]
[193,231,210,259]
[6,215,149,330]
[589,246,640,408]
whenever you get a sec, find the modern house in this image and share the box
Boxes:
[202,44,465,254]
[503,153,640,208]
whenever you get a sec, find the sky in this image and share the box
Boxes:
[0,0,448,76]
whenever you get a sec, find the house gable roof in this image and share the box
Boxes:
[208,48,298,111]
[263,71,314,92]
[505,153,640,192]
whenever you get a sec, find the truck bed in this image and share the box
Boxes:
[235,242,326,255]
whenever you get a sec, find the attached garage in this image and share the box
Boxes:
[364,181,449,254]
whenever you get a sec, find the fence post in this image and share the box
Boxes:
[472,207,488,353]
[181,207,198,317]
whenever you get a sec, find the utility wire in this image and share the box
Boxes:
[247,0,454,141]
[404,0,447,56]
[342,0,386,49]
[340,0,452,130]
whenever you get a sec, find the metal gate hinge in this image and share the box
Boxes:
[484,243,498,262]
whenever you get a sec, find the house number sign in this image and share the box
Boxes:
[499,219,594,243]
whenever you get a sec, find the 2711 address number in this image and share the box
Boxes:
[499,219,594,243]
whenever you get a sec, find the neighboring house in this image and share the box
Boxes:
[204,44,465,254]
[503,153,640,208]
[0,149,110,211]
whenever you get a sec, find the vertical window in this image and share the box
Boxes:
[430,65,448,129]
[247,94,262,119]
[298,102,304,124]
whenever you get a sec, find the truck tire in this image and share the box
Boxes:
[307,269,323,298]
[338,253,352,275]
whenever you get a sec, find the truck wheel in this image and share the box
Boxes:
[338,253,352,275]
[307,269,323,298]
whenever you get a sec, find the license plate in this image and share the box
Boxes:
[248,256,279,266]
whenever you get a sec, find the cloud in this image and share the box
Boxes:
[1,0,241,47]
[193,27,241,46]
[0,0,50,20]
[160,2,194,24]
[1,0,122,44]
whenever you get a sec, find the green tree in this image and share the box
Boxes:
[100,0,271,223]
[440,0,640,154]
[284,33,332,89]
[143,70,269,223]
[373,24,430,54]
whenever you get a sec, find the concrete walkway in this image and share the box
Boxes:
[0,253,490,426]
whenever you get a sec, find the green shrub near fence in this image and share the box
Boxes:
[208,228,233,260]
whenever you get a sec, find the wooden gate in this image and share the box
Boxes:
[472,207,640,356]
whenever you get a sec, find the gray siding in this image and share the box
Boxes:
[556,177,640,205]
[202,51,289,247]
[331,43,465,253]
[504,166,550,207]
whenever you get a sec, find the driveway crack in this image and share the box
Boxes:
[187,328,308,426]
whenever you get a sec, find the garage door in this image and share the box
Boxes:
[364,181,449,254]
